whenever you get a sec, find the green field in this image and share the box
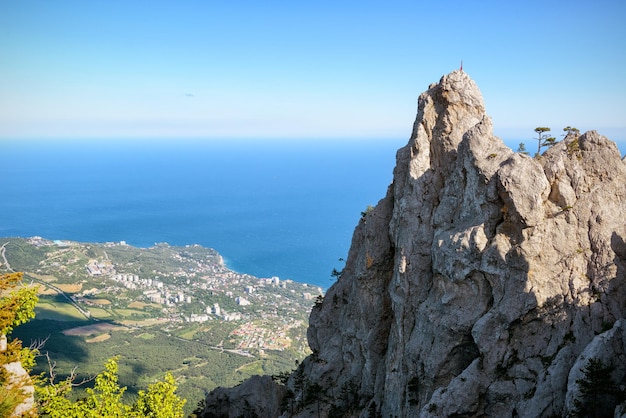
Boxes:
[35,302,89,322]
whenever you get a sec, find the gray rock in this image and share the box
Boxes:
[201,375,287,418]
[2,360,35,417]
[201,70,626,417]
[564,319,626,416]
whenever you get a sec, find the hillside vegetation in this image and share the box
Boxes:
[1,237,318,415]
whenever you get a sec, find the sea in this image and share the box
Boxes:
[1,138,403,290]
[3,136,623,291]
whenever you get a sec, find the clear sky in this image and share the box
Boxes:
[1,0,625,142]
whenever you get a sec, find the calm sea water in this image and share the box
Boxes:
[1,138,402,290]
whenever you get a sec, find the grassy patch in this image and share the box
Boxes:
[62,323,127,336]
[37,286,60,295]
[56,283,82,293]
[86,333,111,343]
[86,307,113,319]
[111,308,148,318]
[36,303,88,322]
[235,360,264,375]
[179,328,199,340]
[27,272,58,282]
[87,298,111,305]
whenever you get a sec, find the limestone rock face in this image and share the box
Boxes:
[202,71,626,417]
[199,375,287,418]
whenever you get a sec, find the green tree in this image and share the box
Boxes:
[572,357,623,418]
[0,272,38,417]
[37,356,186,417]
[563,126,580,137]
[132,371,186,418]
[534,127,556,156]
[0,272,38,336]
[305,381,323,417]
[517,142,529,155]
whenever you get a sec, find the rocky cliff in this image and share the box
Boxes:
[200,70,626,417]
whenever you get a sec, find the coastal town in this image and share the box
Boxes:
[1,236,322,354]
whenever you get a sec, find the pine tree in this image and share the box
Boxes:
[517,142,529,155]
[563,126,580,137]
[534,127,556,156]
[573,357,623,418]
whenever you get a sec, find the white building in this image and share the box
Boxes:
[236,296,251,306]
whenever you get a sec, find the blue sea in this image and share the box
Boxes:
[1,138,403,290]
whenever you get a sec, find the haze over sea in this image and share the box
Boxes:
[3,137,624,290]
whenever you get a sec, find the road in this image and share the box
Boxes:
[1,241,92,320]
[0,242,12,271]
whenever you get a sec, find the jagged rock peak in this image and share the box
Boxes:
[200,71,626,418]
[406,70,486,177]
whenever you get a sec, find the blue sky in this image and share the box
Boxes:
[1,0,625,142]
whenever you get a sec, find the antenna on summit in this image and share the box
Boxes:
[460,60,463,72]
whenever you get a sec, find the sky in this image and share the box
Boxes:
[1,0,625,143]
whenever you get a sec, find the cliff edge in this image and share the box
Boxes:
[201,70,626,417]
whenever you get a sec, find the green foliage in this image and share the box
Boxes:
[0,388,28,418]
[86,357,128,416]
[517,142,529,155]
[279,388,295,415]
[272,369,292,385]
[534,127,557,156]
[0,272,39,417]
[0,272,39,335]
[13,317,303,416]
[37,357,186,417]
[132,372,186,417]
[304,381,323,404]
[572,357,623,418]
[331,257,345,280]
[361,205,374,218]
[407,376,420,405]
[563,126,580,137]
[566,138,581,156]
[367,401,380,418]
[326,379,360,417]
